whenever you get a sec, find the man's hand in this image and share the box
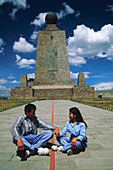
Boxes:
[53,128,59,137]
[71,138,79,147]
[17,138,24,150]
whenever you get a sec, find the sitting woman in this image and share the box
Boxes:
[57,107,87,156]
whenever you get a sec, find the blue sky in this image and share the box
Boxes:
[0,0,113,96]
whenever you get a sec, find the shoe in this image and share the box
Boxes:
[16,150,27,161]
[37,147,50,156]
[67,149,73,156]
[57,146,63,153]
[26,148,37,157]
[26,150,31,157]
[51,145,58,151]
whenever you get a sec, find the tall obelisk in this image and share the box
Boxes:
[35,12,71,86]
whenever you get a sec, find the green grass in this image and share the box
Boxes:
[71,98,113,111]
[1,97,113,112]
[0,99,35,112]
[95,89,113,98]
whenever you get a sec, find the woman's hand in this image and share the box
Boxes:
[71,137,79,147]
[17,138,24,150]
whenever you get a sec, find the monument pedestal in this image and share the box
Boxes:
[32,85,73,99]
[11,83,95,99]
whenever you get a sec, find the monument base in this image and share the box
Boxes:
[10,85,95,99]
[10,86,33,99]
[32,85,73,99]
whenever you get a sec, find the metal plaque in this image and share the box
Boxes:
[47,46,58,71]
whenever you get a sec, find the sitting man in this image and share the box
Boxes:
[11,103,59,161]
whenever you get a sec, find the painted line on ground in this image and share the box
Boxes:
[50,100,55,170]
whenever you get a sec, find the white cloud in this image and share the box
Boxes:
[16,54,21,61]
[0,79,8,84]
[7,74,19,83]
[63,2,75,14]
[56,2,76,19]
[0,85,7,89]
[0,38,4,53]
[31,3,77,27]
[8,76,15,79]
[69,56,86,66]
[106,5,113,12]
[70,71,90,79]
[27,73,35,79]
[70,71,78,79]
[93,75,107,78]
[75,11,80,18]
[93,82,113,90]
[13,37,36,53]
[31,12,48,27]
[10,80,19,83]
[30,31,38,41]
[9,8,18,19]
[0,0,27,8]
[83,72,90,78]
[68,24,113,64]
[17,58,36,69]
[16,54,36,69]
[96,52,107,58]
[0,85,10,97]
[0,0,29,19]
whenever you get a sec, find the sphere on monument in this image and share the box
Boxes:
[45,12,58,24]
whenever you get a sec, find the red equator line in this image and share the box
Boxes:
[50,100,55,170]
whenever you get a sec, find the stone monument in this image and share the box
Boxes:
[10,12,95,99]
[78,73,86,86]
[35,12,71,86]
[20,74,27,87]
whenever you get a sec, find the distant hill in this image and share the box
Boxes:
[0,96,9,99]
[0,89,10,99]
[95,89,113,98]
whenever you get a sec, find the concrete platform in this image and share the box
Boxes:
[32,85,73,89]
[0,100,113,170]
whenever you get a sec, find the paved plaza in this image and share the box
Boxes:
[0,100,113,170]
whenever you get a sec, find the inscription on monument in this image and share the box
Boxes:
[47,46,58,71]
[50,73,55,80]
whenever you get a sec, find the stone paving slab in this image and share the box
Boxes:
[0,100,113,170]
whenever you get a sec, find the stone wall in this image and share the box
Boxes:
[72,86,95,98]
[10,85,95,99]
[10,87,32,99]
[33,88,72,100]
[10,72,95,99]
